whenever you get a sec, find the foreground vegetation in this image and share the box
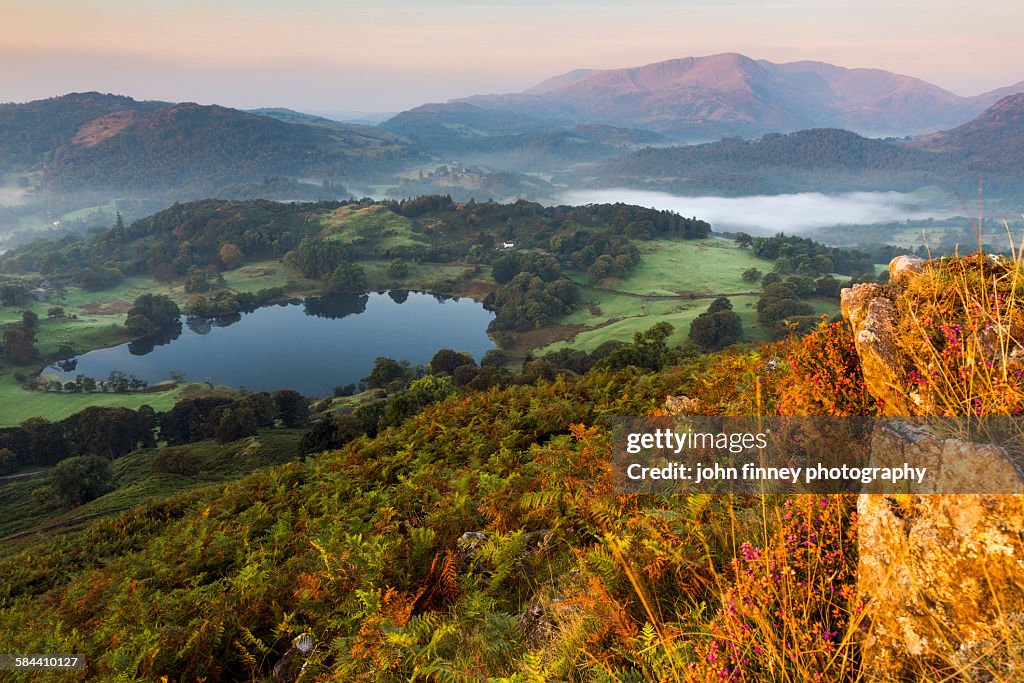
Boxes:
[0,250,1021,680]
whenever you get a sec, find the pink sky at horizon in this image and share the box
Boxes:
[3,0,1023,113]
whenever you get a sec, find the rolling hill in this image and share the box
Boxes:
[577,95,1024,199]
[914,92,1024,169]
[0,93,422,196]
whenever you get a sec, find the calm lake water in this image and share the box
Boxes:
[45,291,495,396]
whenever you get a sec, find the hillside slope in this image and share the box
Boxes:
[0,93,421,195]
[2,254,1024,680]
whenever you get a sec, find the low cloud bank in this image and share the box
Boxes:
[557,189,950,234]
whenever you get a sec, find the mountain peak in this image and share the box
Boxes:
[438,54,1020,139]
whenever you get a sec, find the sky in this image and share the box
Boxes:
[3,0,1023,114]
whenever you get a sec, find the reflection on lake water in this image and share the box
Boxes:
[45,291,495,396]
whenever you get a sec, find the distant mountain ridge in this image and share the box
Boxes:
[0,93,421,195]
[914,93,1024,169]
[580,94,1024,198]
[393,53,1023,140]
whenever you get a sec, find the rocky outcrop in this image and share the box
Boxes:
[847,257,1024,679]
[858,491,1024,679]
[867,420,1024,494]
[840,282,913,415]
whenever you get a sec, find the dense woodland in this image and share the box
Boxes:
[582,120,1024,198]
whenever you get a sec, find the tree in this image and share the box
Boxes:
[429,349,476,376]
[184,266,212,293]
[735,233,753,248]
[213,406,259,443]
[21,310,38,331]
[598,322,680,372]
[741,267,762,283]
[3,326,37,365]
[387,259,409,279]
[218,243,245,269]
[0,448,17,475]
[815,275,843,299]
[150,447,200,476]
[51,455,113,507]
[481,349,507,367]
[689,298,743,351]
[273,390,310,427]
[125,294,180,337]
[333,384,356,397]
[0,283,29,307]
[327,262,368,292]
[363,357,407,390]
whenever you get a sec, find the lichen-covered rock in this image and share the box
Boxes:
[859,421,1024,679]
[859,492,1024,679]
[866,421,1024,494]
[664,395,701,415]
[841,283,912,415]
[888,254,925,285]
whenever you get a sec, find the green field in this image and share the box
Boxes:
[596,237,770,296]
[0,374,192,427]
[538,236,839,354]
[220,259,312,294]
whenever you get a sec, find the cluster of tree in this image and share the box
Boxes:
[159,390,310,445]
[742,234,875,277]
[688,297,743,351]
[43,371,149,394]
[485,273,579,332]
[183,287,285,317]
[756,276,819,331]
[1,309,39,366]
[280,237,370,290]
[0,199,316,283]
[125,294,180,337]
[0,406,157,467]
[0,281,31,307]
[0,390,311,470]
[184,265,225,293]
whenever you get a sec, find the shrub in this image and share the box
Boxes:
[50,455,113,507]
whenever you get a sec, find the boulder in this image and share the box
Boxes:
[844,259,1024,677]
[858,491,1024,679]
[888,255,925,285]
[840,283,912,415]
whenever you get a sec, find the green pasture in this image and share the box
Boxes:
[586,237,768,296]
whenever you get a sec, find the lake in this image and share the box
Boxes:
[45,291,495,396]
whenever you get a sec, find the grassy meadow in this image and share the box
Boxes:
[539,236,835,353]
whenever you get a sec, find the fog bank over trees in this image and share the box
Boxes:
[557,189,953,235]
